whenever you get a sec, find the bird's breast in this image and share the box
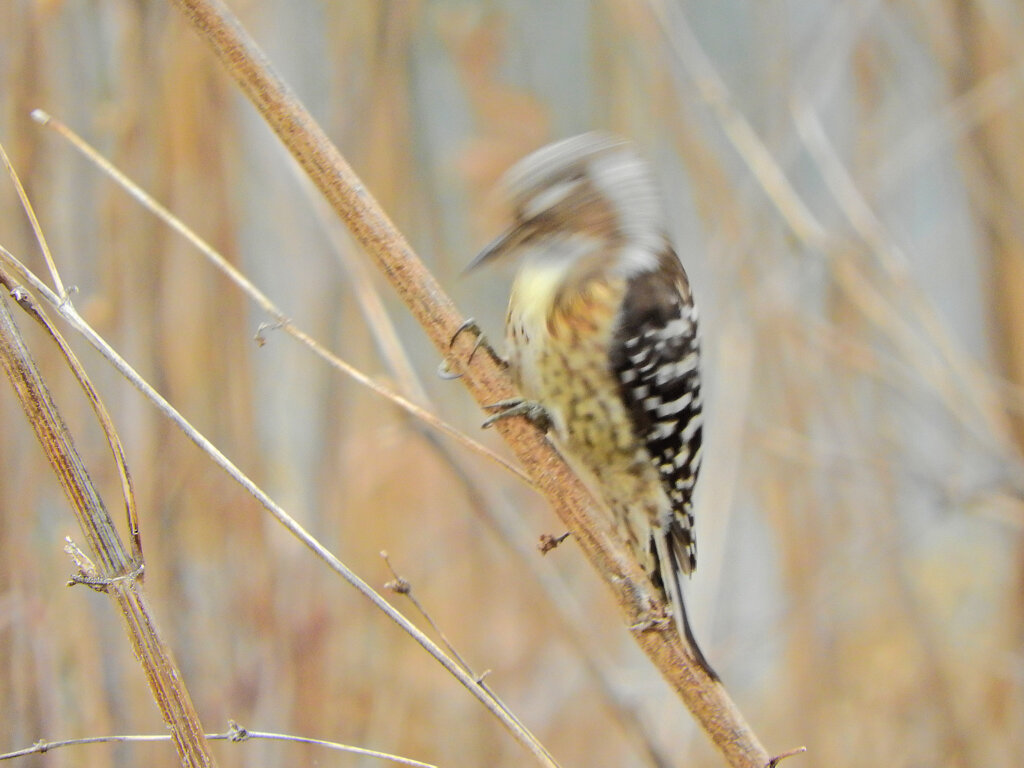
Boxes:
[506,270,657,487]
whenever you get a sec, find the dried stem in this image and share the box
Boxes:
[381,552,545,761]
[165,0,772,765]
[0,136,142,561]
[0,273,214,768]
[0,721,436,767]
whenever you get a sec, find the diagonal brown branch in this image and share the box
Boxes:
[166,0,773,765]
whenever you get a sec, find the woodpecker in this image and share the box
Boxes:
[467,133,715,678]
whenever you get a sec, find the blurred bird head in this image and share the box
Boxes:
[466,132,666,273]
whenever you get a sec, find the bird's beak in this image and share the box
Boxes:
[463,223,534,274]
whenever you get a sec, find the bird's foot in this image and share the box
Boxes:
[438,318,506,380]
[481,398,552,432]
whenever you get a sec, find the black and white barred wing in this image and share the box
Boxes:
[609,247,703,574]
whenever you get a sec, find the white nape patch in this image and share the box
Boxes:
[521,178,580,221]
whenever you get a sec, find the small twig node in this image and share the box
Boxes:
[768,746,808,767]
[538,531,571,554]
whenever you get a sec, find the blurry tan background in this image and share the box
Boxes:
[2,1,1023,766]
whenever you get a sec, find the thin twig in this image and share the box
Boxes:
[380,552,556,766]
[381,551,476,675]
[0,722,437,767]
[0,136,67,297]
[293,158,433,406]
[768,746,808,767]
[0,139,142,561]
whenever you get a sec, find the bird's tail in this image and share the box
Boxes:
[655,533,719,681]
